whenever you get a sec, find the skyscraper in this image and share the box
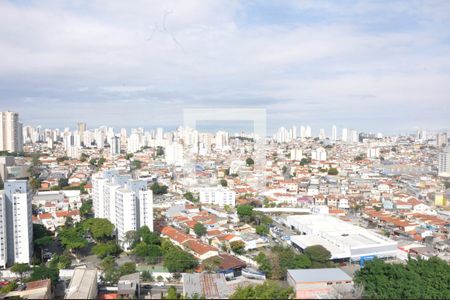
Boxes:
[0,111,23,153]
[0,180,33,267]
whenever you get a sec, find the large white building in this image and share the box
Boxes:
[92,170,153,249]
[438,147,450,177]
[0,111,23,153]
[199,187,236,207]
[0,180,33,267]
[165,143,184,165]
[311,147,327,161]
[287,215,397,261]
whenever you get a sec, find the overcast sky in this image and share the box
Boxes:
[1,0,449,135]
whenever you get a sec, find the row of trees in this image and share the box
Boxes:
[230,281,294,299]
[255,245,332,280]
[354,257,450,299]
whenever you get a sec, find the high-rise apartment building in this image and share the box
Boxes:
[0,111,23,153]
[0,180,33,267]
[92,170,153,249]
[331,125,337,141]
[438,147,450,177]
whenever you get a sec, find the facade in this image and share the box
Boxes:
[287,268,353,299]
[199,187,236,207]
[0,111,23,153]
[92,169,153,249]
[0,179,33,267]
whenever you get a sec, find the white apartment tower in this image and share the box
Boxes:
[332,125,337,141]
[438,147,450,177]
[0,180,33,267]
[199,187,236,207]
[0,111,23,153]
[92,170,154,249]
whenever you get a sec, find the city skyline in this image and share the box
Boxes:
[1,0,450,133]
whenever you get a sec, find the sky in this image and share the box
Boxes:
[0,0,450,135]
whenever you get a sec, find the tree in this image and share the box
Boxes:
[166,286,179,299]
[30,177,42,190]
[82,218,114,241]
[125,153,134,160]
[131,160,142,170]
[355,257,450,299]
[237,205,253,222]
[92,242,121,258]
[300,157,311,166]
[29,265,59,285]
[193,223,207,237]
[49,252,73,270]
[246,157,254,166]
[163,243,198,273]
[151,182,168,195]
[11,263,31,281]
[124,230,140,249]
[202,256,222,273]
[184,192,198,203]
[304,245,332,268]
[256,247,311,280]
[230,281,294,299]
[255,224,269,236]
[139,226,161,245]
[141,270,153,282]
[58,227,88,251]
[79,199,93,218]
[1,281,17,293]
[58,178,69,188]
[230,240,246,255]
[156,146,164,156]
[119,262,136,276]
[219,179,228,187]
[327,168,339,175]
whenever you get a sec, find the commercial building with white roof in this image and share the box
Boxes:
[286,214,397,261]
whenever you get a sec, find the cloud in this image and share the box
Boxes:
[0,0,449,134]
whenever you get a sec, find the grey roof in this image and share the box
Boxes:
[287,268,352,283]
[182,273,230,299]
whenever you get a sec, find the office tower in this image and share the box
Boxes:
[311,147,327,161]
[342,128,348,143]
[332,125,337,141]
[438,147,450,177]
[0,180,33,267]
[110,136,121,156]
[319,128,326,140]
[92,170,153,249]
[0,111,23,152]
